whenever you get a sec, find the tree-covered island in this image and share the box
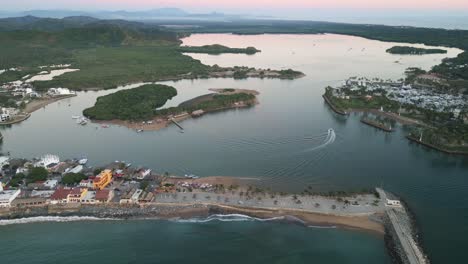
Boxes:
[177,44,260,55]
[386,46,447,55]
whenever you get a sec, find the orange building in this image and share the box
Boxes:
[93,170,113,190]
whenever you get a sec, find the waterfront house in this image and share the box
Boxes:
[67,188,87,203]
[95,189,111,203]
[0,184,20,208]
[81,191,96,204]
[12,197,46,207]
[50,188,72,204]
[119,189,143,204]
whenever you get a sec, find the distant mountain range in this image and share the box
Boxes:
[0,8,238,21]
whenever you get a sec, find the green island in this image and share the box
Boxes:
[386,46,447,55]
[83,84,178,120]
[177,44,260,54]
[156,91,256,117]
[83,85,258,131]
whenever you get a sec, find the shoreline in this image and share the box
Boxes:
[23,94,77,114]
[407,135,468,156]
[0,203,384,234]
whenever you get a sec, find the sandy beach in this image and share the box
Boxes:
[24,94,77,114]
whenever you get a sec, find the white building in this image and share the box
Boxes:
[386,198,402,207]
[68,165,83,174]
[79,179,93,188]
[43,180,58,189]
[35,154,60,168]
[48,88,76,96]
[0,156,9,168]
[0,184,21,208]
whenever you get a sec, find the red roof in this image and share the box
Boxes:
[50,188,71,200]
[95,189,110,201]
[69,187,82,195]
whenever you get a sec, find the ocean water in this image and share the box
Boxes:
[0,218,390,264]
[1,34,467,263]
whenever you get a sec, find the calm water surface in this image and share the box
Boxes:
[1,34,467,264]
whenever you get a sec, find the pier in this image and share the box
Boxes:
[407,136,468,156]
[377,188,428,264]
[170,118,184,130]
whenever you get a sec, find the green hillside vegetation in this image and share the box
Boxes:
[178,44,260,54]
[83,84,177,120]
[155,92,256,116]
[386,46,447,55]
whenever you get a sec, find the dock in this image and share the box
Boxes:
[376,188,429,264]
[360,118,393,132]
[406,136,468,156]
[170,118,184,130]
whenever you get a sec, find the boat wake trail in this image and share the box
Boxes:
[302,128,336,153]
[171,214,285,223]
[0,216,117,226]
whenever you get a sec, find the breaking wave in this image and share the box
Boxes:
[171,214,286,223]
[308,225,337,229]
[0,216,116,226]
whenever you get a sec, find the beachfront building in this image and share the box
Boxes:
[0,183,20,208]
[81,191,96,204]
[50,188,72,204]
[95,189,111,203]
[67,188,88,203]
[120,189,143,204]
[93,170,113,190]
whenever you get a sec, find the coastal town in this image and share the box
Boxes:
[0,153,386,214]
[324,72,468,155]
[0,153,429,263]
[0,66,77,125]
[330,76,467,116]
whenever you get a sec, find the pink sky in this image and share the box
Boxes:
[4,0,468,10]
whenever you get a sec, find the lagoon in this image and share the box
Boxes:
[1,34,466,263]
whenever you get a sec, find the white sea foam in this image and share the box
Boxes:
[308,225,337,229]
[303,128,336,152]
[171,214,285,223]
[0,216,116,226]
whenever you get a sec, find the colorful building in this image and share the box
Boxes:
[93,170,113,190]
[67,187,88,203]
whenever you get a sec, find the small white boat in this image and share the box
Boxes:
[72,115,80,119]
[136,129,144,133]
[78,157,88,165]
